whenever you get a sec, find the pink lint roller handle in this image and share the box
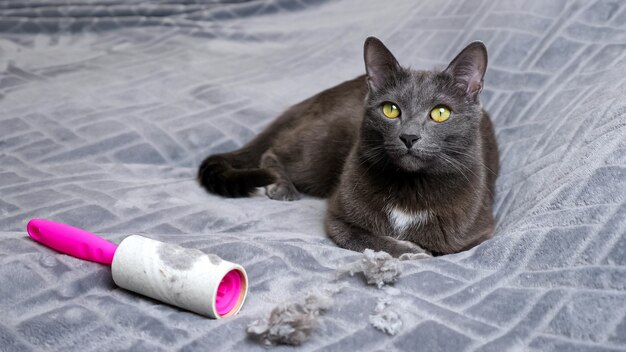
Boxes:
[27,219,117,265]
[26,219,248,319]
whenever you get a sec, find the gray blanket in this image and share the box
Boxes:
[1,0,625,351]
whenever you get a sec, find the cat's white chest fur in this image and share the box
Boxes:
[386,206,431,235]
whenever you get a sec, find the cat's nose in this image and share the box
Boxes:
[399,134,420,149]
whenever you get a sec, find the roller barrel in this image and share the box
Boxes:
[111,235,248,319]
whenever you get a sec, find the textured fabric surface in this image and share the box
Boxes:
[1,0,626,351]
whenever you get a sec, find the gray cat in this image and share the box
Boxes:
[198,37,498,257]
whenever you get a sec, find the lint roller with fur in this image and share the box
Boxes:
[26,219,248,318]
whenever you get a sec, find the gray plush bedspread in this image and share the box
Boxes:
[1,0,625,351]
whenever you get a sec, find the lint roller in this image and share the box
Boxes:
[26,219,248,319]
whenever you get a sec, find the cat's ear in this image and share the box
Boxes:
[364,37,401,92]
[444,41,488,100]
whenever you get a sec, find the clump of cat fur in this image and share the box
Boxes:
[369,297,403,335]
[247,293,333,346]
[338,249,403,288]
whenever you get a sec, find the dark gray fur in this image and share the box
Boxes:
[199,37,498,257]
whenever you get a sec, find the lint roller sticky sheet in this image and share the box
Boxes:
[26,219,248,319]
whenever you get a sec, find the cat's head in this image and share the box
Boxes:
[361,37,488,174]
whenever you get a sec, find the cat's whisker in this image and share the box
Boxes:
[439,153,495,200]
[435,154,480,197]
[423,142,498,177]
[353,147,386,193]
[439,146,498,177]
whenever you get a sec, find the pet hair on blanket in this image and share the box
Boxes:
[246,292,333,346]
[369,297,402,336]
[337,249,402,288]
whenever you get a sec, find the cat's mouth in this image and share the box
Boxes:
[388,148,436,171]
[406,149,435,161]
[384,144,438,170]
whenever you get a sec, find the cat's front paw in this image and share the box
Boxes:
[394,240,432,259]
[399,252,432,260]
[266,183,300,201]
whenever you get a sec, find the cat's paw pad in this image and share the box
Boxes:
[266,183,300,201]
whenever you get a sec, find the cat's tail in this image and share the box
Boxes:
[197,147,275,198]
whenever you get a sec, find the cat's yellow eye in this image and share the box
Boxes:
[430,105,451,123]
[382,102,401,119]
